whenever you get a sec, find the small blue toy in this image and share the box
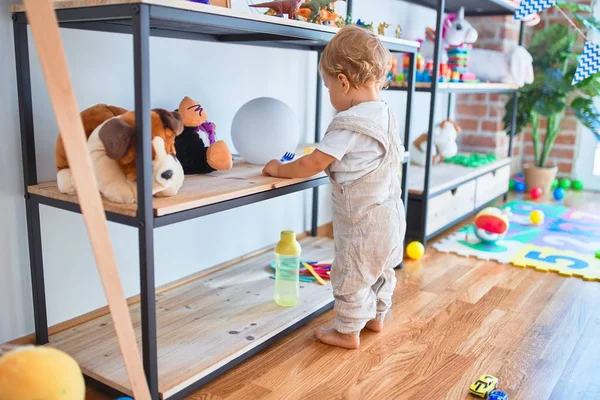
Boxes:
[489,390,509,400]
[514,181,526,193]
[116,398,134,400]
[553,187,565,200]
[280,152,295,162]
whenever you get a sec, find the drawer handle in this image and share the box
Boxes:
[451,188,458,195]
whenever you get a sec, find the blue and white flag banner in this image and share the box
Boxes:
[515,0,556,20]
[573,41,600,85]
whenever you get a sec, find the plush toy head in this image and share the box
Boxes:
[179,96,207,127]
[98,109,184,193]
[435,120,461,146]
[0,346,85,400]
[443,7,478,46]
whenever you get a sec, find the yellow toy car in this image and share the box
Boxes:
[469,374,499,398]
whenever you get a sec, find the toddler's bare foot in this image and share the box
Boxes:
[365,320,383,332]
[315,327,360,349]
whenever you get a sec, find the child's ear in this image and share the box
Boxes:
[337,74,350,93]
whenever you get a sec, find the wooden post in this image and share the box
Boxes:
[21,1,151,398]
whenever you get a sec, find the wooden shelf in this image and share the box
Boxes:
[388,82,520,94]
[29,158,327,218]
[10,0,420,53]
[408,156,511,196]
[48,236,334,399]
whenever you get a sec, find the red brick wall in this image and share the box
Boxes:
[455,12,581,177]
[455,16,524,171]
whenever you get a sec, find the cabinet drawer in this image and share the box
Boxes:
[426,180,476,236]
[475,165,510,208]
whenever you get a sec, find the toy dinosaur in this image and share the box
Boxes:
[250,0,303,20]
[300,0,345,23]
[377,22,389,36]
[297,5,341,25]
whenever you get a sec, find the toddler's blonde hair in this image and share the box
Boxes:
[319,25,392,89]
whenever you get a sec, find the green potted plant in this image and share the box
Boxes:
[504,1,600,194]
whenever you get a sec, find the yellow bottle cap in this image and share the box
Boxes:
[280,230,296,242]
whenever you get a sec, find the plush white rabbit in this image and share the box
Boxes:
[470,46,534,87]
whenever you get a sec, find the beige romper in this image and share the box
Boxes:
[325,107,406,334]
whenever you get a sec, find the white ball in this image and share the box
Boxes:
[231,97,300,165]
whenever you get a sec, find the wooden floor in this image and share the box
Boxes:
[89,193,600,399]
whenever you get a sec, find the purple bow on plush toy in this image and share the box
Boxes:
[189,0,210,4]
[197,121,216,145]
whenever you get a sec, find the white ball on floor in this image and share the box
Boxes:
[231,97,300,165]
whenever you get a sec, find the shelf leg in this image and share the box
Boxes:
[311,51,323,237]
[402,51,416,220]
[14,16,49,345]
[133,4,159,398]
[420,0,446,247]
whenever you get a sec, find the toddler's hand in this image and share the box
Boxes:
[262,160,282,177]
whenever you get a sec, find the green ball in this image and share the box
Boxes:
[559,178,572,190]
[573,179,584,191]
[596,250,600,260]
[509,179,516,190]
[551,179,559,190]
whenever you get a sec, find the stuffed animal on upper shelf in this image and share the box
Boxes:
[469,46,534,87]
[175,96,233,175]
[411,120,461,167]
[419,7,478,64]
[56,104,185,203]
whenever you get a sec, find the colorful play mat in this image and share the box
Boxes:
[434,200,600,281]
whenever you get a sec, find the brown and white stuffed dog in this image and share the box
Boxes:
[56,104,185,203]
[411,120,461,166]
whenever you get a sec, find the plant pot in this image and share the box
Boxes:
[523,164,558,195]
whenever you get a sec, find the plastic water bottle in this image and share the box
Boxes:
[274,230,301,307]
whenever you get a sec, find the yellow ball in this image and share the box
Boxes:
[0,346,85,400]
[530,210,545,225]
[406,241,425,260]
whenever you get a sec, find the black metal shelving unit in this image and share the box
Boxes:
[12,1,418,399]
[389,0,523,245]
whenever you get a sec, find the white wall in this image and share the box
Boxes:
[0,0,447,343]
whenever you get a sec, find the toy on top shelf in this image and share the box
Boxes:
[299,0,345,24]
[447,44,478,83]
[249,0,303,20]
[377,22,389,36]
[356,19,374,32]
[175,96,233,175]
[395,24,403,38]
[411,120,461,167]
[419,7,479,83]
[471,208,510,244]
[296,1,342,26]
